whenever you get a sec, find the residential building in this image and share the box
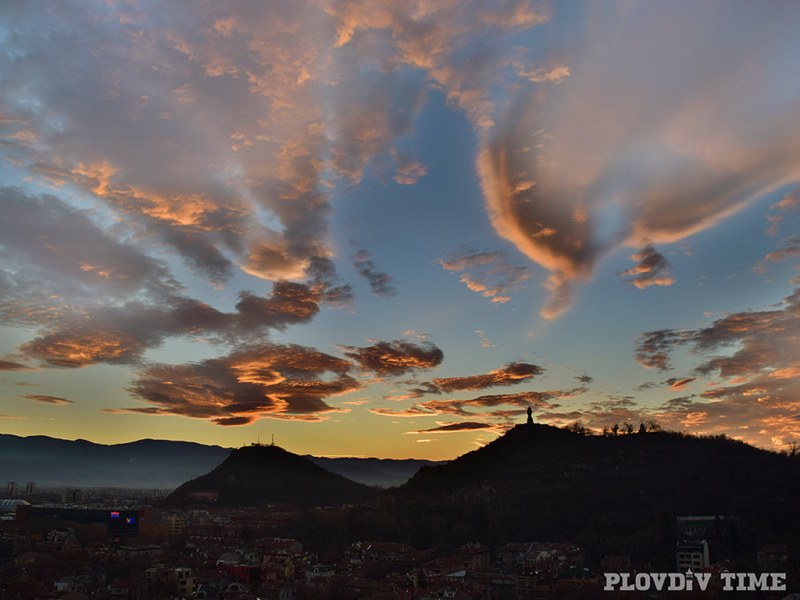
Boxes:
[676,539,710,571]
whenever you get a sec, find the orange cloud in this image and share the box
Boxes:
[21,329,143,368]
[0,360,33,371]
[767,190,800,236]
[340,340,444,376]
[439,250,530,304]
[432,362,543,392]
[405,421,501,434]
[22,394,73,405]
[478,4,800,318]
[630,287,800,449]
[126,343,359,425]
[668,377,696,391]
[621,245,676,289]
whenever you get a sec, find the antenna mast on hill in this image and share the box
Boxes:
[271,434,275,446]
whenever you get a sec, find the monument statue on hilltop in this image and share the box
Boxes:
[526,406,534,426]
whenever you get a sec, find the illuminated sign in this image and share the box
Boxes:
[110,511,120,518]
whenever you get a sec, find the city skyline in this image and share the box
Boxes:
[1,0,799,460]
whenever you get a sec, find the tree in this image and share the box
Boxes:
[638,423,646,434]
[565,421,592,436]
[785,441,799,458]
[611,423,620,436]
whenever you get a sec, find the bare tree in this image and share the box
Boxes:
[786,441,799,458]
[565,421,593,436]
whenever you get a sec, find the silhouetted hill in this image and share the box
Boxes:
[0,434,230,488]
[327,424,800,563]
[163,444,378,507]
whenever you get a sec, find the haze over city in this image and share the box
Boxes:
[1,0,799,460]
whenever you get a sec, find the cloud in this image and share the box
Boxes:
[242,238,311,282]
[475,329,495,349]
[325,0,550,127]
[406,421,499,434]
[381,360,545,401]
[518,65,570,84]
[351,249,396,298]
[340,340,444,376]
[0,188,330,368]
[0,0,556,344]
[621,245,675,289]
[20,328,150,368]
[342,398,370,406]
[125,343,359,425]
[431,362,543,392]
[392,151,427,185]
[764,242,800,264]
[326,70,428,184]
[767,189,800,236]
[382,387,437,401]
[234,282,321,330]
[478,3,800,318]
[421,388,580,416]
[0,359,33,371]
[305,256,355,308]
[633,288,800,448]
[369,406,438,418]
[638,289,800,378]
[651,377,800,450]
[658,396,696,411]
[0,2,360,291]
[439,251,504,272]
[0,187,179,303]
[634,330,690,371]
[372,386,585,421]
[13,277,327,368]
[537,394,649,433]
[212,416,257,426]
[756,236,800,273]
[439,250,530,304]
[22,394,73,405]
[667,377,696,390]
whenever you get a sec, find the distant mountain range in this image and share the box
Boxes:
[0,434,437,489]
[305,455,439,489]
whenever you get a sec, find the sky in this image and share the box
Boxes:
[1,0,799,461]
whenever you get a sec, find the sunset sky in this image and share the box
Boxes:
[1,0,799,460]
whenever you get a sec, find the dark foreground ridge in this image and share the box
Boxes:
[368,424,800,557]
[162,443,378,507]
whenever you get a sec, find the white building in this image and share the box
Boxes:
[676,539,710,571]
